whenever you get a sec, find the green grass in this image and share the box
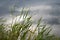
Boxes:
[0,8,60,40]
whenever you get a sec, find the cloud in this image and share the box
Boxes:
[30,5,52,11]
[49,7,60,16]
[44,17,60,25]
[5,15,24,25]
[16,5,60,25]
[52,25,60,37]
[16,5,52,11]
[0,0,60,36]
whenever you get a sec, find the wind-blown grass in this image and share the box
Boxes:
[0,8,60,40]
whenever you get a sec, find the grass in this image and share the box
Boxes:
[0,8,60,40]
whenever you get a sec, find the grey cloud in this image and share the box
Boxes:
[50,7,60,16]
[53,3,60,6]
[44,17,60,25]
[0,0,60,16]
[0,0,60,36]
[0,0,19,16]
[28,5,60,25]
[0,0,60,25]
[52,25,60,37]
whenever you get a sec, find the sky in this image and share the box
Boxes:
[0,0,60,36]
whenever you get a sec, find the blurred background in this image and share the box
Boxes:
[0,0,60,37]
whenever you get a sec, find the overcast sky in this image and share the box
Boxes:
[0,0,60,36]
